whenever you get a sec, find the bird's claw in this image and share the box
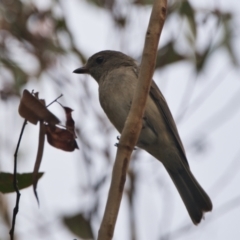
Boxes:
[114,135,137,150]
[114,143,137,150]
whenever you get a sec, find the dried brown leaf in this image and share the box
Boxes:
[18,89,60,125]
[45,125,79,152]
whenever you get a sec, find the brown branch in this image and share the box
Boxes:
[97,1,167,239]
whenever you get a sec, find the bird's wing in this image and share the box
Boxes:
[149,80,189,167]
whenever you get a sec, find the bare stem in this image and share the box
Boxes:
[9,119,27,240]
[46,94,63,107]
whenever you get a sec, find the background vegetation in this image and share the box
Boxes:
[0,0,240,239]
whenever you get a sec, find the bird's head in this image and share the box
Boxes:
[73,50,137,82]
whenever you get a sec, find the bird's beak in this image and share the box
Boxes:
[73,66,89,74]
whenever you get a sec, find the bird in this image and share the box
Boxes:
[73,50,212,224]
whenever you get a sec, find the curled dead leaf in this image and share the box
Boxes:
[45,124,79,152]
[18,89,60,125]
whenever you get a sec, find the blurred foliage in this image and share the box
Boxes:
[0,0,239,240]
[0,172,44,193]
[63,213,94,239]
[0,0,85,99]
[156,40,187,68]
[178,0,196,37]
[0,0,237,101]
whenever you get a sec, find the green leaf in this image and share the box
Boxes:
[0,172,44,194]
[133,0,154,5]
[63,213,94,239]
[195,45,211,73]
[87,0,112,8]
[220,13,238,66]
[0,57,28,92]
[179,1,196,38]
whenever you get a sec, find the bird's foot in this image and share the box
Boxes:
[114,135,121,147]
[114,136,137,150]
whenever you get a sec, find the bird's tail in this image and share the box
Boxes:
[164,164,213,224]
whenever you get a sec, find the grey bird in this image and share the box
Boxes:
[73,50,212,224]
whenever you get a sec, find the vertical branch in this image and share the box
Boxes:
[97,1,167,239]
[9,119,27,240]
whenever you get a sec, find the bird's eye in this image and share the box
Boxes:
[96,56,104,64]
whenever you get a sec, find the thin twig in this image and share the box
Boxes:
[209,149,240,198]
[9,119,27,240]
[175,70,196,122]
[46,94,63,107]
[175,65,229,124]
[193,86,240,134]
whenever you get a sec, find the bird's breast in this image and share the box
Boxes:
[98,67,136,133]
[98,67,160,148]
